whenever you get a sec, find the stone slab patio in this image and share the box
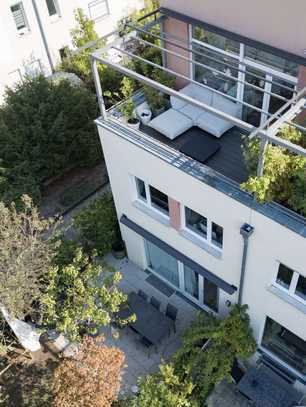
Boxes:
[101,254,199,396]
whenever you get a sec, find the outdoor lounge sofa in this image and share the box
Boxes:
[148,83,241,140]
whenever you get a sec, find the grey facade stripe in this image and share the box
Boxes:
[120,214,237,295]
[160,7,306,67]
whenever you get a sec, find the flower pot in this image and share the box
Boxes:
[127,118,140,131]
[112,241,126,259]
[139,109,152,125]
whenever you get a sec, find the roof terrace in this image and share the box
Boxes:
[91,8,306,236]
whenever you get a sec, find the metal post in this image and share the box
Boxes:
[257,139,269,177]
[238,224,254,305]
[91,57,107,120]
[31,0,54,73]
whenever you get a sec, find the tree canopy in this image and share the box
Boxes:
[0,195,58,319]
[0,75,101,205]
[53,336,125,407]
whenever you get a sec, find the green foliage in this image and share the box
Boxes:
[0,75,101,206]
[242,127,306,216]
[130,364,195,407]
[0,195,58,319]
[173,305,256,404]
[144,70,176,113]
[42,247,130,342]
[73,193,120,256]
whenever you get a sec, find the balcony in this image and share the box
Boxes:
[92,7,306,238]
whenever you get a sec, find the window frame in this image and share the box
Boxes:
[10,2,29,34]
[181,204,224,251]
[45,0,60,18]
[88,0,110,21]
[274,262,306,305]
[134,177,169,219]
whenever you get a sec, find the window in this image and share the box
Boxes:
[295,275,306,301]
[212,222,223,248]
[146,241,179,287]
[185,207,207,239]
[149,186,169,214]
[262,317,306,375]
[184,265,199,299]
[88,0,109,21]
[134,177,169,217]
[204,278,218,312]
[46,0,59,16]
[135,178,147,201]
[11,3,28,32]
[274,263,306,305]
[192,26,240,55]
[184,206,223,250]
[276,264,294,290]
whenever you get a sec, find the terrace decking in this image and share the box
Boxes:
[141,123,250,184]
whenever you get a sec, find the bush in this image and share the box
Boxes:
[173,305,256,404]
[241,127,306,216]
[73,193,120,256]
[129,364,194,407]
[0,75,102,206]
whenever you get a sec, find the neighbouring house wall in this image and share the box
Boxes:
[161,0,306,59]
[0,0,144,100]
[163,17,190,89]
[98,126,306,346]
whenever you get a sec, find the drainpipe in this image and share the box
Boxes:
[31,0,55,73]
[238,223,254,305]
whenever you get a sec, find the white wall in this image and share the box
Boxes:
[161,0,306,59]
[98,126,306,347]
[0,0,144,99]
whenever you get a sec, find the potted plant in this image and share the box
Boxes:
[120,98,140,130]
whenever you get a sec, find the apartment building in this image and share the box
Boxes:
[0,0,143,99]
[92,0,306,393]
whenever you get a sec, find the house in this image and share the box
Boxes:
[0,0,144,99]
[92,0,306,394]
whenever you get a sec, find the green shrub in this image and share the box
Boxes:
[0,75,101,206]
[173,305,256,404]
[242,127,306,216]
[73,193,120,256]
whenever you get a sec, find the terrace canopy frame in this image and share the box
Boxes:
[91,7,306,178]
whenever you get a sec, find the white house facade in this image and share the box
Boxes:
[93,0,306,394]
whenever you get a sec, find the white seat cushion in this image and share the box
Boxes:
[181,83,213,105]
[148,108,193,140]
[196,111,233,138]
[179,103,203,122]
[212,92,240,117]
[170,95,187,110]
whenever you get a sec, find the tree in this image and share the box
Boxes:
[42,246,132,341]
[73,193,120,256]
[0,195,57,319]
[0,75,101,205]
[130,364,194,407]
[52,336,125,407]
[241,126,306,216]
[173,305,256,404]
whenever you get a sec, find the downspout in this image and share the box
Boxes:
[31,0,55,73]
[238,223,254,305]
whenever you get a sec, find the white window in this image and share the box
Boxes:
[182,205,223,250]
[275,263,306,304]
[88,0,109,21]
[134,177,169,217]
[46,0,60,17]
[11,2,28,33]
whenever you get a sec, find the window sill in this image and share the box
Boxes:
[18,28,30,36]
[268,285,306,314]
[132,200,170,227]
[179,229,222,259]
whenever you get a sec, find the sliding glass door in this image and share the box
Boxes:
[146,241,180,287]
[145,239,219,312]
